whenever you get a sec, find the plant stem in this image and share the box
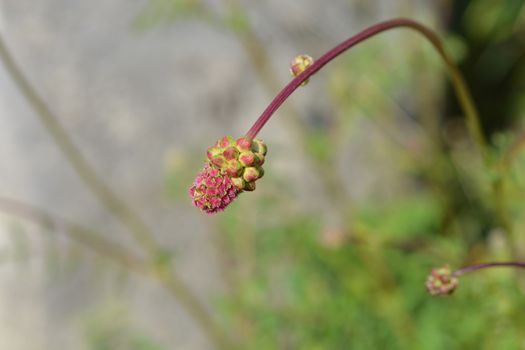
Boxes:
[244,18,489,163]
[0,33,158,255]
[453,261,525,277]
[243,17,519,255]
[0,32,232,350]
[0,196,148,274]
[223,0,352,218]
[0,196,232,350]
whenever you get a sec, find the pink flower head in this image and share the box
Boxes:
[189,164,239,214]
[191,135,268,214]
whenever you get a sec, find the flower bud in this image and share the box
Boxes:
[243,167,260,182]
[207,145,222,160]
[426,265,458,296]
[209,154,225,167]
[236,137,252,152]
[225,160,243,177]
[223,146,239,161]
[239,151,255,167]
[290,54,314,86]
[219,135,235,148]
[230,177,246,191]
[244,181,256,191]
[251,139,267,156]
[253,153,265,166]
[256,166,264,178]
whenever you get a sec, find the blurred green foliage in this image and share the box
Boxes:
[83,303,166,350]
[449,0,525,133]
[216,202,525,349]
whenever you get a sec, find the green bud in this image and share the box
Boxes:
[243,167,260,182]
[251,139,267,156]
[223,146,239,161]
[253,153,265,166]
[230,177,246,191]
[209,155,225,168]
[219,135,235,149]
[244,181,256,191]
[256,166,264,178]
[207,146,222,161]
[239,151,255,167]
[225,160,243,177]
[290,54,314,86]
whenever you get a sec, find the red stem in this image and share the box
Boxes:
[245,18,469,140]
[453,261,525,277]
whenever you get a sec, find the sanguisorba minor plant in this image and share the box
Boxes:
[189,18,525,296]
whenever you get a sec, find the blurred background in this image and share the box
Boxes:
[0,0,525,349]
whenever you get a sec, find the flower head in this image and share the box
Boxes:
[190,135,268,214]
[426,264,458,296]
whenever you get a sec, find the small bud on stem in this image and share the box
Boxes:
[192,18,489,215]
[290,54,314,86]
[426,261,525,296]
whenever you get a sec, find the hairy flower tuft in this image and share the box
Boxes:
[426,265,458,296]
[189,164,239,214]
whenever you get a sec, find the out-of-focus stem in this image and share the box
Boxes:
[0,196,148,275]
[0,33,157,256]
[0,33,232,350]
[453,261,525,277]
[0,196,233,349]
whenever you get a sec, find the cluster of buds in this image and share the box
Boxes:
[425,265,458,296]
[189,136,267,214]
[290,54,314,86]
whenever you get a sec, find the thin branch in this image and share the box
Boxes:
[0,32,157,255]
[0,32,232,349]
[0,195,233,349]
[453,261,525,277]
[0,196,148,275]
[244,19,488,164]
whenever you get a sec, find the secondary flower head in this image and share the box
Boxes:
[290,54,314,86]
[426,265,458,296]
[190,136,267,214]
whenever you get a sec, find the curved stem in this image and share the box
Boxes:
[0,33,232,350]
[453,261,525,277]
[245,18,488,163]
[224,0,352,218]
